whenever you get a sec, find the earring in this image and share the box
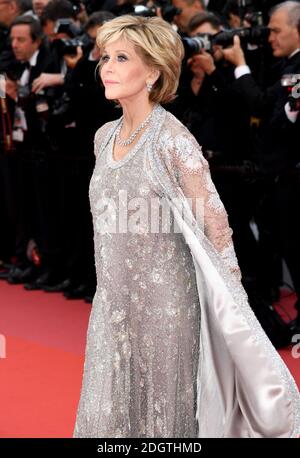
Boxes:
[146,81,153,92]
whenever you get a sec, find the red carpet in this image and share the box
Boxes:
[0,282,90,438]
[0,281,299,437]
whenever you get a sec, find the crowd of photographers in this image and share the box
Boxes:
[0,0,299,332]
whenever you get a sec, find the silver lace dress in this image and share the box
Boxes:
[74,105,202,437]
[74,105,300,439]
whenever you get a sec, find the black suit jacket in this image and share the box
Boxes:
[65,54,118,157]
[233,50,300,173]
[15,41,61,151]
[170,60,252,165]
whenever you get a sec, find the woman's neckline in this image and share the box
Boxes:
[107,104,160,169]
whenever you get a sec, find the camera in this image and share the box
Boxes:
[155,0,181,23]
[52,18,93,57]
[182,24,269,59]
[214,25,269,48]
[17,84,49,133]
[182,34,212,57]
[54,18,81,38]
[52,35,94,57]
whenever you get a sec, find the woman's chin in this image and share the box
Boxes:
[104,89,120,100]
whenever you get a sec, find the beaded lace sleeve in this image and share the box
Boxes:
[157,117,242,281]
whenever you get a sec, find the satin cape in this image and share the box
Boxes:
[146,107,300,438]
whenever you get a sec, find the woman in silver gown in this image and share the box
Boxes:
[74,15,300,438]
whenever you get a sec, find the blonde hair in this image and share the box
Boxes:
[96,15,184,104]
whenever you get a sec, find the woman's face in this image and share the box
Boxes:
[100,38,154,103]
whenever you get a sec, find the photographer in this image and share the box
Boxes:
[174,11,268,307]
[41,0,81,78]
[223,0,300,328]
[53,10,118,300]
[22,0,96,293]
[6,15,68,287]
[0,2,26,268]
[66,10,117,149]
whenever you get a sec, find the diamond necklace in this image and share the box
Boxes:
[115,108,154,147]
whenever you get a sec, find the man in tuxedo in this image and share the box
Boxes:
[0,1,31,271]
[223,1,300,329]
[10,15,62,143]
[7,15,67,289]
